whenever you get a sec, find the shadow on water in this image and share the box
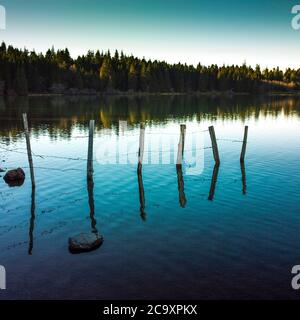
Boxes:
[207,162,247,200]
[88,175,98,233]
[208,164,220,201]
[1,95,300,141]
[137,163,146,221]
[1,94,300,299]
[28,185,35,255]
[241,162,247,195]
[176,164,187,208]
[68,169,103,254]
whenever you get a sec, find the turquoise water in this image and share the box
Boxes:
[0,95,299,299]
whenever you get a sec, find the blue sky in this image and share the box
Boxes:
[0,0,299,68]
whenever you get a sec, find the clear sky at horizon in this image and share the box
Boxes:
[0,0,299,69]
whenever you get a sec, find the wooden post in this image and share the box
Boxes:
[176,125,187,207]
[180,124,186,156]
[208,164,220,201]
[87,120,95,180]
[138,123,145,170]
[177,125,186,165]
[240,126,248,163]
[209,126,220,165]
[22,113,35,188]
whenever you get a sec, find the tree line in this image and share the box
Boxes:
[0,41,299,95]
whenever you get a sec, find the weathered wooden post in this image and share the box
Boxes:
[208,164,220,201]
[175,124,187,207]
[137,123,145,173]
[209,126,220,165]
[177,125,185,165]
[87,119,96,233]
[87,120,95,180]
[22,113,35,188]
[180,124,186,156]
[240,125,248,163]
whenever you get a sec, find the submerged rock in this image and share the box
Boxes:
[69,232,103,254]
[0,168,5,172]
[3,168,25,187]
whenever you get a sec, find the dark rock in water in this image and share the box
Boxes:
[3,168,25,187]
[0,168,5,172]
[69,232,103,254]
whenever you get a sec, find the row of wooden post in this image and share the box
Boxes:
[136,123,248,167]
[136,123,248,209]
[206,125,248,201]
[22,114,248,185]
[22,113,248,223]
[208,125,248,164]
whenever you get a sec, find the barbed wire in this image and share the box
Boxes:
[0,145,213,164]
[217,138,244,143]
[0,126,246,165]
[0,146,81,161]
[1,128,245,143]
[22,166,83,172]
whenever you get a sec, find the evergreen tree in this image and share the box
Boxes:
[99,56,113,91]
[14,67,28,95]
[0,42,297,95]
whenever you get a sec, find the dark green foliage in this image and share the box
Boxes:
[13,67,28,95]
[0,41,299,95]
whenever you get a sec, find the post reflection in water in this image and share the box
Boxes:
[68,170,102,254]
[1,95,299,140]
[208,164,220,201]
[137,163,146,221]
[176,164,187,208]
[68,121,103,254]
[87,175,97,234]
[0,94,299,298]
[241,162,247,195]
[28,185,36,255]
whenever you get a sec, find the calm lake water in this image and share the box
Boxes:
[0,95,299,299]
